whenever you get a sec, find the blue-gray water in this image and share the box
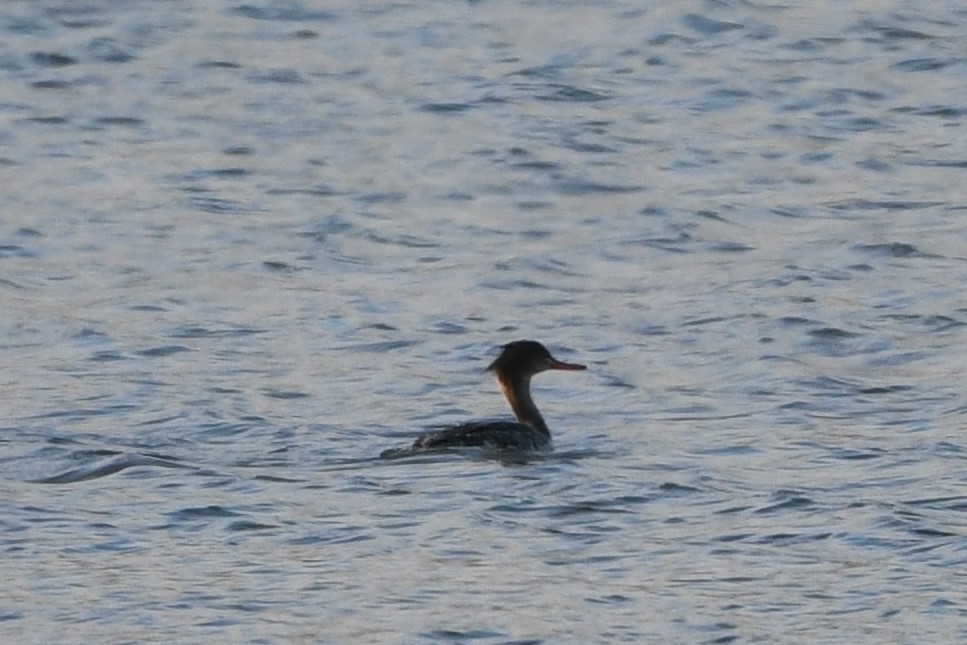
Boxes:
[2,1,966,642]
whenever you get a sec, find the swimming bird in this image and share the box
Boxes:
[380,340,586,458]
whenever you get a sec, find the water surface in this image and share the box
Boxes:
[2,1,966,642]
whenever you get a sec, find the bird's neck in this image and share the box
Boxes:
[498,373,550,438]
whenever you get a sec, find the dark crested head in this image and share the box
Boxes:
[486,340,586,377]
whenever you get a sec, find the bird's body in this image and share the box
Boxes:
[410,419,551,452]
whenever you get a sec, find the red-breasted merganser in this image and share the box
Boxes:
[380,340,586,458]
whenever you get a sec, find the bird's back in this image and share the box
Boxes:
[379,419,550,458]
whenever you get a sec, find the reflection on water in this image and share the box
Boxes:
[2,1,967,642]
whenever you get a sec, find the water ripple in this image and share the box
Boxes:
[31,453,190,484]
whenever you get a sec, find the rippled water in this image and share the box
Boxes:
[2,1,966,642]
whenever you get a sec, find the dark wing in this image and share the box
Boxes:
[416,420,539,450]
[380,420,548,458]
